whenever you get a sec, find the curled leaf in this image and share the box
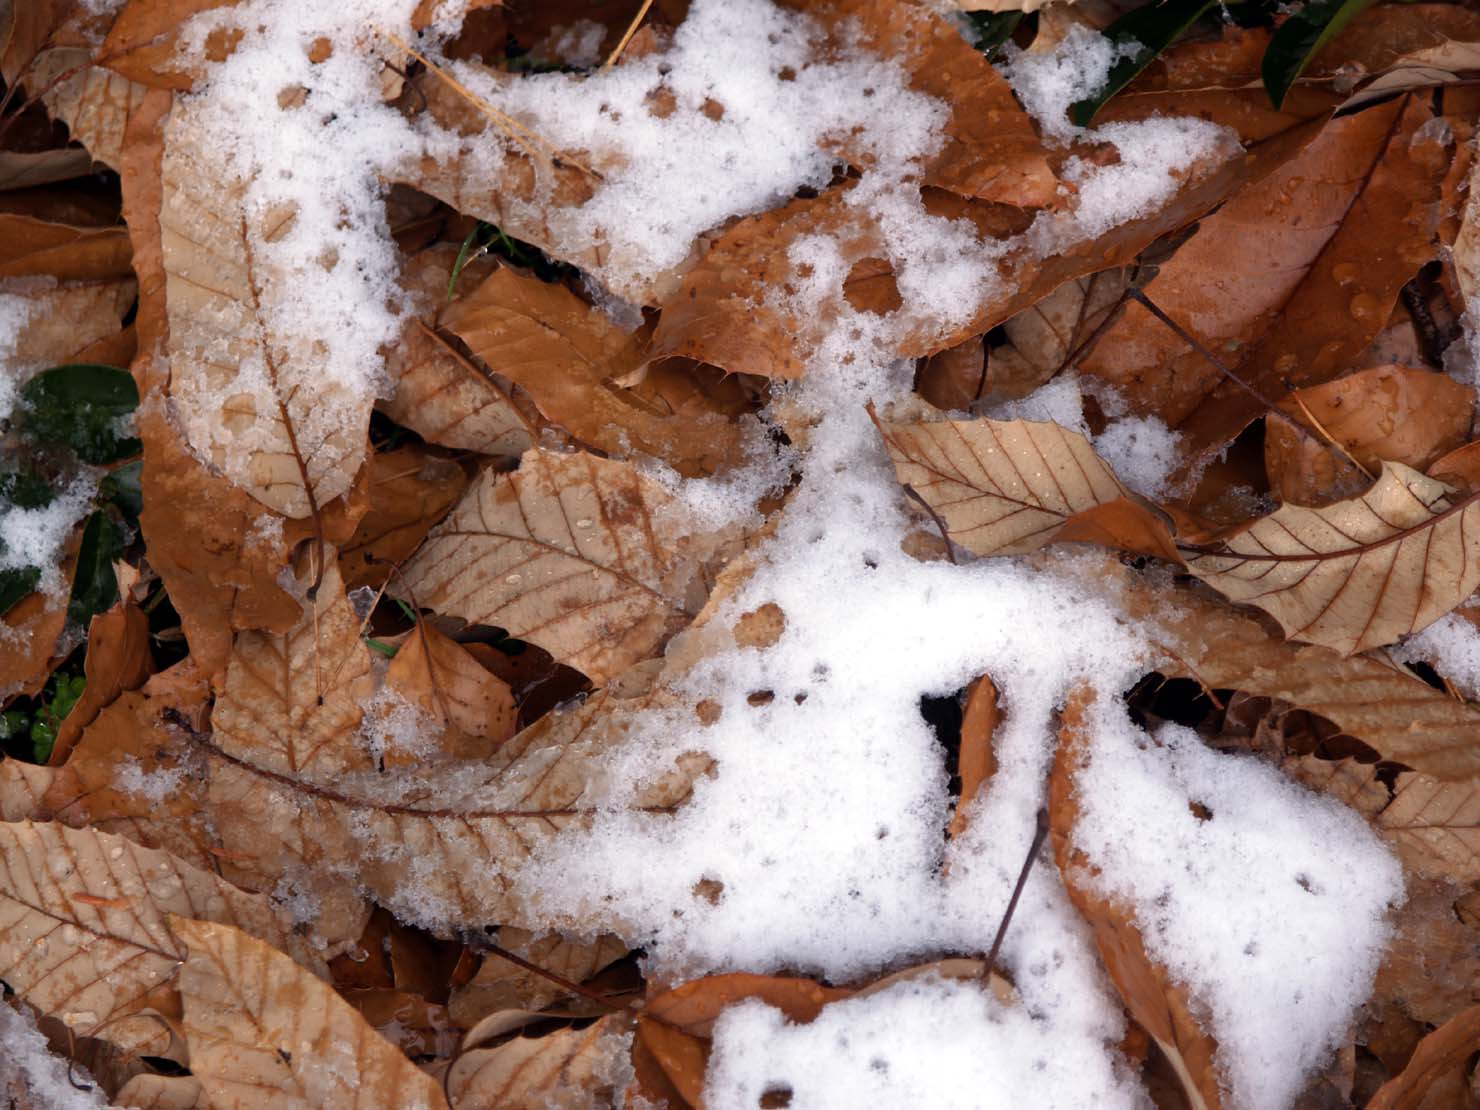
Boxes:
[1184,462,1480,656]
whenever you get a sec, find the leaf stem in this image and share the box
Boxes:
[983,807,1048,980]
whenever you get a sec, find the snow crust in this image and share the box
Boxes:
[1394,608,1480,700]
[0,474,97,599]
[0,286,42,425]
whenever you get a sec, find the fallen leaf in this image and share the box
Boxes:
[948,675,999,840]
[342,989,458,1058]
[27,48,150,169]
[448,930,628,1025]
[380,245,539,458]
[113,1073,209,1109]
[872,407,1175,559]
[0,820,323,1051]
[398,448,724,683]
[97,0,241,92]
[446,1012,634,1109]
[47,599,152,766]
[1264,366,1474,507]
[985,270,1127,401]
[0,213,133,280]
[1286,757,1480,885]
[203,680,709,933]
[339,445,471,592]
[1080,96,1446,470]
[169,915,450,1109]
[1049,687,1222,1110]
[0,758,55,822]
[445,264,743,477]
[1368,1004,1480,1110]
[646,972,853,1038]
[1183,463,1480,656]
[158,105,372,517]
[210,554,377,781]
[377,621,518,767]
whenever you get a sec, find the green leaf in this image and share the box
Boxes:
[366,637,399,658]
[100,459,144,521]
[20,364,141,465]
[0,469,54,510]
[962,12,1023,61]
[1262,0,1378,109]
[29,673,85,764]
[1069,0,1221,127]
[0,567,41,617]
[66,511,123,626]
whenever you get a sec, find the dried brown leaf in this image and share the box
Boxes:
[449,930,627,1026]
[947,675,999,840]
[445,265,743,477]
[1368,1005,1480,1110]
[873,408,1175,559]
[1264,366,1474,507]
[1049,687,1222,1110]
[987,270,1126,400]
[0,213,132,280]
[47,600,152,766]
[211,555,377,781]
[97,0,240,91]
[170,916,450,1110]
[446,1011,634,1109]
[1082,96,1447,470]
[340,445,471,592]
[378,622,518,767]
[28,47,150,169]
[399,448,722,683]
[114,1073,210,1109]
[203,680,709,933]
[1183,462,1480,656]
[0,276,137,373]
[381,245,539,457]
[0,820,322,1051]
[0,758,55,822]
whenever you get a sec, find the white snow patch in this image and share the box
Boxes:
[1394,607,1480,700]
[0,473,97,599]
[114,755,188,803]
[0,1002,108,1109]
[1069,703,1403,1109]
[705,974,1144,1110]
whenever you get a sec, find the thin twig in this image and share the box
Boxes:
[1281,387,1374,480]
[902,483,958,565]
[983,807,1049,980]
[1126,287,1373,482]
[603,0,657,70]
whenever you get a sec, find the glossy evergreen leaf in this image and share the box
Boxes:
[66,510,123,626]
[0,567,41,617]
[20,364,141,465]
[1069,0,1220,127]
[962,12,1023,62]
[1262,0,1380,109]
[100,459,143,521]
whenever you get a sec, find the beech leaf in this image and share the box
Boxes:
[872,408,1176,559]
[446,1012,634,1110]
[169,916,450,1110]
[1366,1003,1480,1110]
[0,820,323,1050]
[1183,462,1480,657]
[398,448,723,683]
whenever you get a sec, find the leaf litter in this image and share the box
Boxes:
[2,0,1480,1107]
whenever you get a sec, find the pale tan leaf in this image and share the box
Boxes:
[1109,560,1480,779]
[987,270,1126,401]
[204,681,710,932]
[170,916,449,1110]
[159,106,369,517]
[114,1073,210,1109]
[449,929,627,1025]
[0,820,323,1049]
[1282,757,1390,819]
[399,448,720,683]
[1379,773,1480,884]
[377,622,518,767]
[381,246,539,457]
[446,1012,633,1110]
[444,265,743,477]
[871,408,1171,557]
[211,556,376,781]
[1183,462,1480,656]
[28,48,150,169]
[0,759,54,822]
